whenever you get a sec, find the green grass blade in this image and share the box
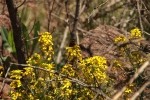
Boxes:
[21,23,31,56]
[31,21,41,55]
[0,27,13,53]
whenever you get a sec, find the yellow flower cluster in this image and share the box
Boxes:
[10,91,22,100]
[38,32,53,60]
[61,64,75,77]
[10,70,23,100]
[41,63,54,70]
[10,70,23,88]
[124,84,134,97]
[114,36,126,43]
[125,88,132,93]
[79,56,108,84]
[113,60,122,67]
[23,67,35,76]
[27,53,41,65]
[130,28,142,38]
[66,45,82,61]
[60,79,72,95]
[129,51,145,66]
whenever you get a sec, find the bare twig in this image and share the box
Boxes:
[137,0,144,33]
[69,0,80,47]
[56,26,69,64]
[16,0,26,9]
[47,0,55,32]
[79,0,86,16]
[130,81,150,100]
[112,61,149,100]
[0,66,11,93]
[88,0,109,22]
[143,31,150,36]
[92,93,99,100]
[0,77,12,83]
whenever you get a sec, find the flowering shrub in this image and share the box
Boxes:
[7,28,146,99]
[8,32,111,99]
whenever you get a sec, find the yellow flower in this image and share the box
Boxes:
[114,36,126,43]
[113,60,122,67]
[61,79,72,89]
[79,56,108,84]
[10,70,23,80]
[38,32,53,58]
[130,28,142,38]
[125,88,132,93]
[26,53,41,65]
[125,84,134,94]
[10,80,22,88]
[59,79,73,97]
[41,63,54,70]
[61,64,75,77]
[10,91,22,100]
[66,45,82,61]
[23,67,34,76]
[28,94,34,100]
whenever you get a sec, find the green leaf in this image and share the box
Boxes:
[0,27,14,53]
[20,7,29,22]
[7,31,16,53]
[21,23,31,56]
[31,21,41,55]
[0,27,8,42]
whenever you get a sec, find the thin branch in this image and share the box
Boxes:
[112,61,149,100]
[16,0,26,9]
[137,0,144,33]
[130,81,150,100]
[0,77,12,83]
[0,66,11,93]
[56,26,69,64]
[88,0,109,22]
[69,0,80,47]
[47,0,55,32]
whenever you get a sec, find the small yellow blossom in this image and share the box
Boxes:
[38,32,53,59]
[10,80,22,88]
[66,45,82,61]
[10,70,23,79]
[27,53,41,65]
[59,79,72,97]
[61,64,75,77]
[79,56,108,84]
[125,88,132,93]
[113,60,122,67]
[38,77,44,81]
[10,91,22,100]
[41,63,54,70]
[130,28,142,38]
[125,84,134,94]
[23,67,34,76]
[114,36,126,43]
[61,79,72,89]
[28,94,34,100]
